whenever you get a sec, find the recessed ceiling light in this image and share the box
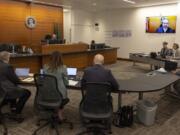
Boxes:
[92,3,97,6]
[123,0,136,4]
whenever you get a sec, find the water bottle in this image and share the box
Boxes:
[40,69,44,74]
[12,45,15,54]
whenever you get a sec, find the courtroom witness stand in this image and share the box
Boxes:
[81,54,119,92]
[0,51,31,121]
[43,51,69,121]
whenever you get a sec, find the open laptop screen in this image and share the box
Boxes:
[67,68,77,76]
[15,68,30,77]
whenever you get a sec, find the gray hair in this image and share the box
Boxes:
[0,51,10,63]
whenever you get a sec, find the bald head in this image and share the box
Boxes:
[93,54,104,65]
[0,51,10,63]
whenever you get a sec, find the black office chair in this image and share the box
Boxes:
[0,84,8,135]
[33,74,73,135]
[77,82,113,135]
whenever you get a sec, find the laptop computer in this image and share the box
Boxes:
[15,68,30,77]
[67,67,77,80]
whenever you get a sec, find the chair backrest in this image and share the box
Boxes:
[164,61,177,72]
[34,74,63,109]
[81,82,112,114]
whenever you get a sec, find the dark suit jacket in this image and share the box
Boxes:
[0,60,20,98]
[81,64,119,90]
[160,48,173,58]
[156,27,175,33]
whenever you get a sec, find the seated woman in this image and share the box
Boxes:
[172,43,180,58]
[43,51,69,120]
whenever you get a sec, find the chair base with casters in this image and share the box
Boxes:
[33,74,73,135]
[77,82,113,135]
[77,105,112,135]
[77,119,112,135]
[0,105,25,135]
[0,112,8,135]
[33,112,73,135]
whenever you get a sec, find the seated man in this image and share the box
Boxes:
[156,17,175,33]
[160,41,172,58]
[49,33,59,44]
[81,54,119,91]
[0,51,31,119]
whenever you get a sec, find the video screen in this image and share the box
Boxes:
[146,16,176,33]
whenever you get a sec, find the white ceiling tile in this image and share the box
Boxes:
[34,0,179,11]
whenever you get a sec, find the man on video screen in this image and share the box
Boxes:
[156,17,175,33]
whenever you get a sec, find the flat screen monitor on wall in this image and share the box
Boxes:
[146,16,176,33]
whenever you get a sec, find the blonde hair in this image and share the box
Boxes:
[0,51,10,62]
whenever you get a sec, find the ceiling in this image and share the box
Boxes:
[32,0,180,11]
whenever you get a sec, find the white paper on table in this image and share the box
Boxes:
[156,68,167,73]
[28,73,34,77]
[22,77,34,82]
[68,80,78,86]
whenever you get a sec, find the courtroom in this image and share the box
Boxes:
[1,0,180,135]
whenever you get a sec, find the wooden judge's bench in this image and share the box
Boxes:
[10,43,118,73]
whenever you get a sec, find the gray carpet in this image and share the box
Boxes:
[1,61,180,135]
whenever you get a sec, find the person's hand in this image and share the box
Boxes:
[171,70,177,74]
[171,68,180,74]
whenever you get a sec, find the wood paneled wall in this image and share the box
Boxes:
[0,0,63,53]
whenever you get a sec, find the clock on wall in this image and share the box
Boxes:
[25,16,36,29]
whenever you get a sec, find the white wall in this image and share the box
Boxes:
[94,4,179,58]
[63,11,71,43]
[64,4,180,59]
[63,9,94,44]
[175,3,180,44]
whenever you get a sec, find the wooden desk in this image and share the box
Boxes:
[20,71,180,108]
[10,54,42,73]
[10,43,118,73]
[42,43,88,54]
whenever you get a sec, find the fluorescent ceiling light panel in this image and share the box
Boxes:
[123,0,136,4]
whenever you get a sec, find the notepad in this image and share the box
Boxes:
[156,68,167,73]
[68,80,78,86]
[22,77,34,82]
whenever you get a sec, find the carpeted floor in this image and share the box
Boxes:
[1,60,180,135]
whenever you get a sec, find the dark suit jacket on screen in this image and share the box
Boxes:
[0,60,21,98]
[81,64,119,90]
[156,27,175,33]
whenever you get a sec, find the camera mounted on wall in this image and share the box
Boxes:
[94,23,99,31]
